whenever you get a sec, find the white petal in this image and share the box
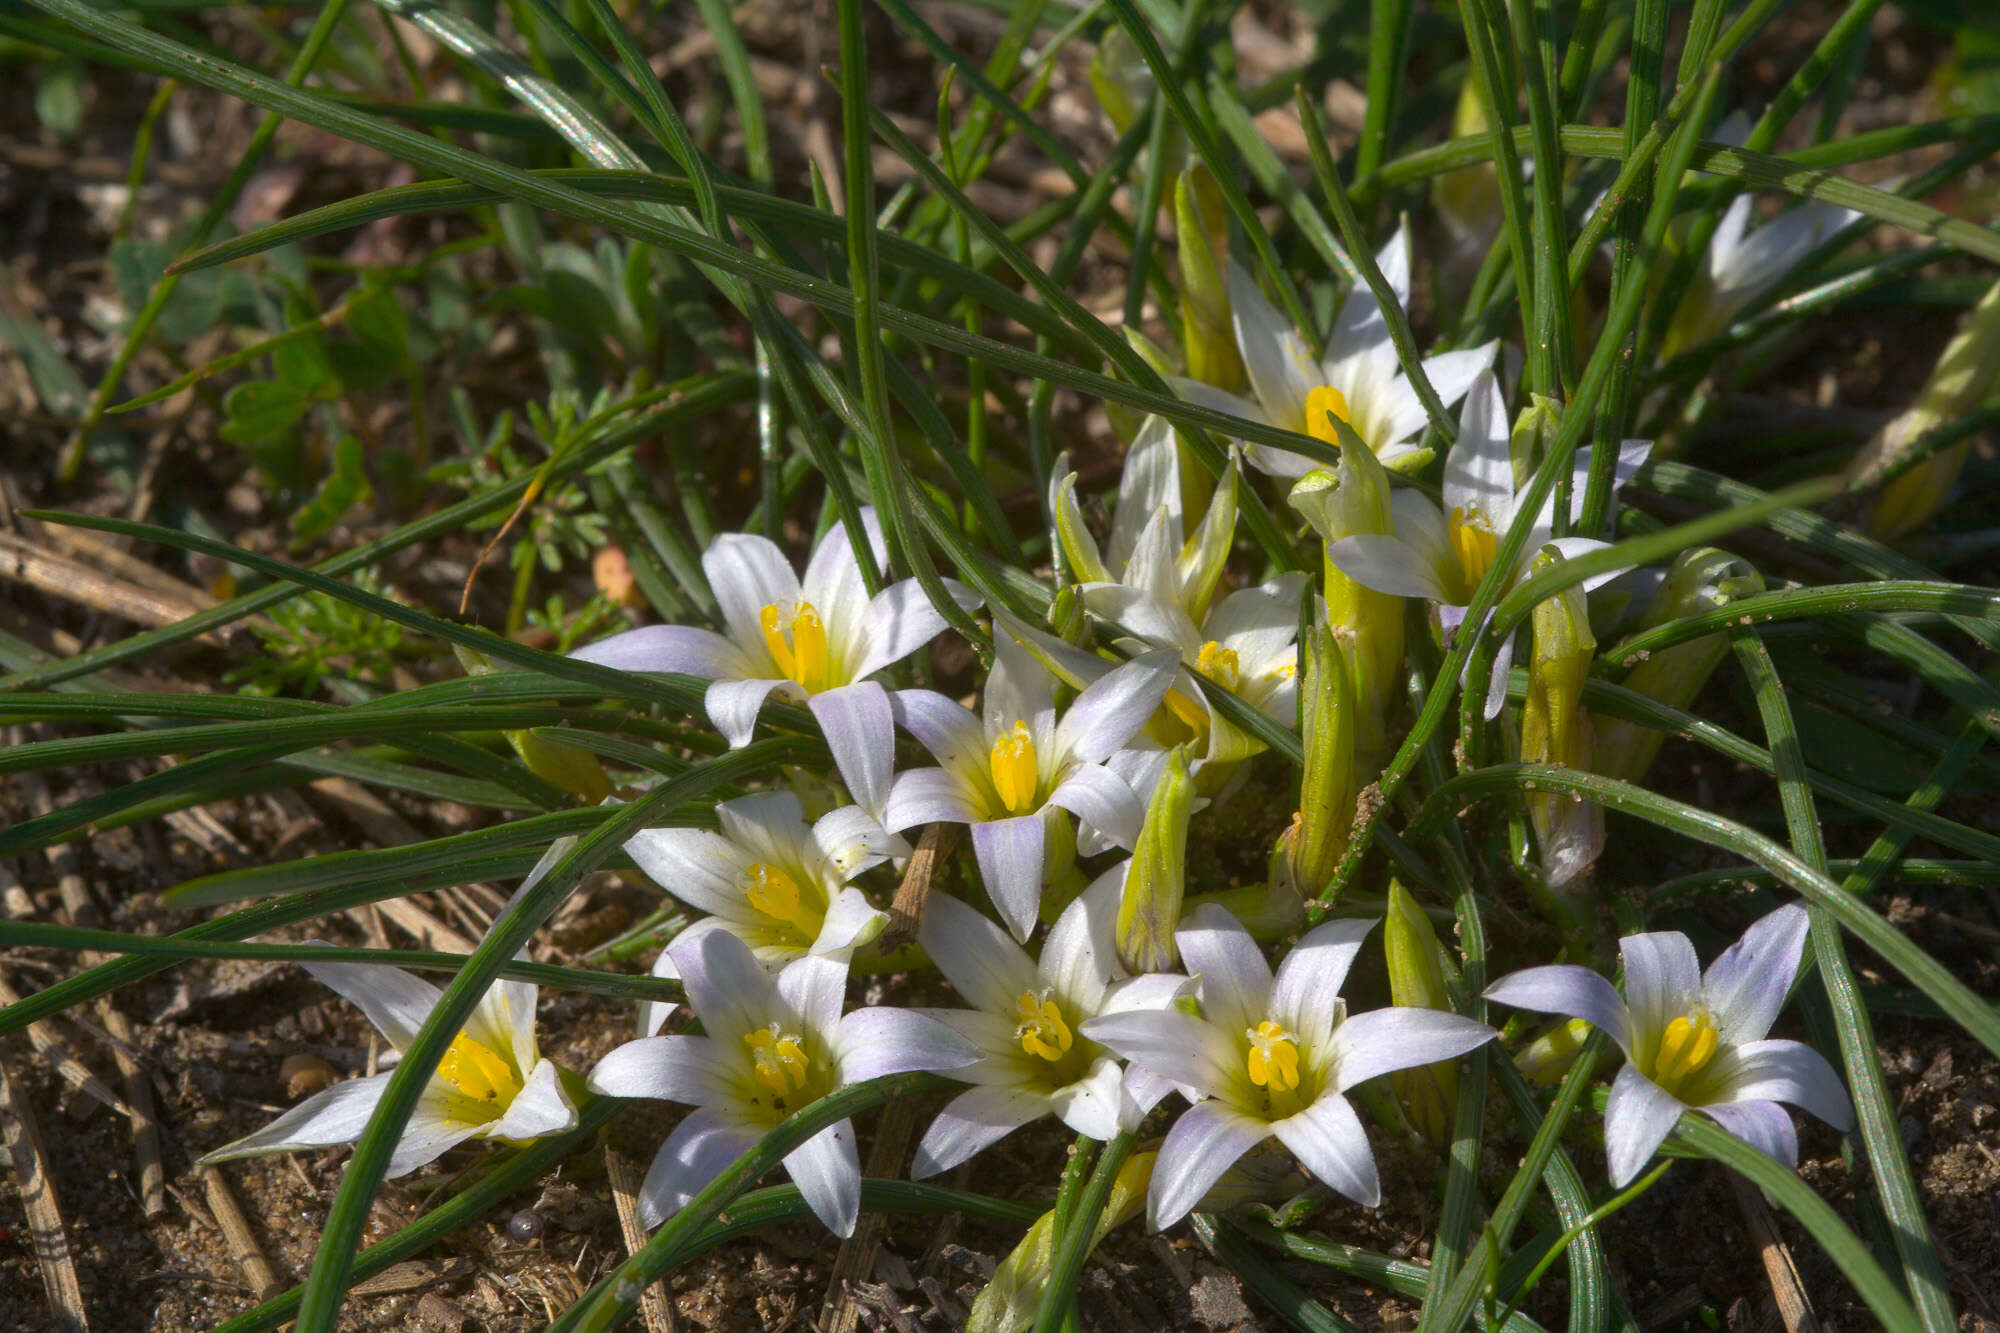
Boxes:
[1329,1008,1496,1093]
[588,1035,737,1106]
[801,512,887,671]
[1085,583,1203,656]
[785,1120,862,1236]
[384,1099,488,1177]
[810,683,898,821]
[623,827,751,919]
[971,815,1048,942]
[1327,534,1450,602]
[639,1108,760,1229]
[568,624,750,680]
[703,533,801,661]
[1109,416,1183,570]
[1119,507,1184,610]
[298,958,439,1054]
[851,579,976,682]
[1267,916,1376,1054]
[1603,1062,1684,1187]
[670,928,777,1045]
[1168,373,1273,443]
[1272,1091,1379,1205]
[1485,965,1635,1059]
[1051,459,1111,584]
[986,633,1059,749]
[714,789,807,859]
[1706,194,1753,275]
[776,952,848,1042]
[912,1085,1050,1179]
[489,1059,579,1140]
[199,1073,388,1163]
[811,804,908,877]
[1054,649,1178,766]
[1039,871,1120,1015]
[814,888,889,957]
[1373,224,1412,311]
[1481,625,1516,722]
[1708,1039,1855,1131]
[1149,1100,1272,1231]
[1203,577,1307,667]
[1175,903,1273,1038]
[1441,371,1513,519]
[882,766,985,834]
[1703,1100,1799,1170]
[890,689,990,782]
[1044,765,1142,851]
[705,676,794,748]
[1619,931,1702,1047]
[1701,905,1809,1046]
[470,971,540,1075]
[836,1007,982,1083]
[1080,1008,1238,1100]
[921,891,1041,1016]
[1048,1057,1127,1142]
[1226,261,1315,433]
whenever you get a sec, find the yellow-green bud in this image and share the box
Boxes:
[1288,618,1357,899]
[1384,882,1459,1149]
[1290,442,1402,768]
[1117,746,1195,973]
[1515,1016,1595,1086]
[1176,165,1242,394]
[454,644,610,803]
[968,1151,1155,1333]
[1046,583,1092,648]
[1509,394,1564,493]
[1519,559,1600,893]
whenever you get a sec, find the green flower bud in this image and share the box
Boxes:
[1046,583,1093,648]
[1288,618,1356,900]
[968,1151,1154,1333]
[1290,443,1402,767]
[1176,165,1243,394]
[1515,1016,1595,1086]
[1519,558,1600,894]
[1384,882,1459,1150]
[454,644,610,802]
[1861,275,2000,540]
[1117,746,1195,973]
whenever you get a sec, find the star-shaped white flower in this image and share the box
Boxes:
[587,930,979,1237]
[1485,904,1856,1186]
[882,631,1176,940]
[909,870,1186,1177]
[623,790,899,1035]
[1326,370,1651,717]
[1083,904,1496,1230]
[1171,228,1497,478]
[571,507,977,819]
[201,953,579,1177]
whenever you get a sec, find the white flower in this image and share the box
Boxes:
[1326,370,1650,717]
[909,869,1186,1177]
[1170,228,1497,478]
[571,507,977,819]
[1663,192,1860,357]
[1485,904,1856,1186]
[587,930,979,1237]
[1082,904,1496,1230]
[882,632,1177,939]
[623,790,899,1036]
[201,954,579,1177]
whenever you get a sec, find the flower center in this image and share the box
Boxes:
[1649,1012,1719,1097]
[1244,1019,1301,1092]
[1447,507,1499,600]
[1163,640,1249,738]
[742,861,823,937]
[1014,989,1074,1063]
[743,1023,812,1097]
[1305,384,1352,445]
[989,721,1040,816]
[436,1030,522,1109]
[759,600,830,692]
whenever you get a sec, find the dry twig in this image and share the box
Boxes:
[606,1148,677,1333]
[198,1163,286,1300]
[1728,1172,1822,1333]
[0,1058,89,1331]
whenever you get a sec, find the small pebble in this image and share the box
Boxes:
[507,1209,547,1243]
[279,1053,337,1100]
[415,1291,466,1333]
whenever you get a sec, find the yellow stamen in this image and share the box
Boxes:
[1448,506,1500,597]
[758,600,830,692]
[436,1030,521,1105]
[744,1024,811,1096]
[989,721,1040,815]
[743,861,820,935]
[1014,990,1074,1062]
[1305,385,1352,445]
[1244,1019,1301,1091]
[1652,1013,1719,1093]
[1194,639,1243,691]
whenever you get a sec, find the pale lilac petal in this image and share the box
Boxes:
[1272,1091,1379,1205]
[1441,371,1513,520]
[568,624,750,680]
[882,766,985,833]
[623,827,749,918]
[970,814,1047,942]
[811,805,908,877]
[1050,1058,1127,1143]
[1175,903,1274,1038]
[298,958,438,1054]
[1149,1100,1272,1230]
[1085,583,1202,655]
[889,689,989,782]
[489,1060,579,1140]
[588,1035,736,1106]
[1374,224,1413,312]
[1482,626,1516,721]
[670,928,776,1045]
[1703,1100,1800,1170]
[815,888,889,957]
[1054,650,1178,765]
[776,953,848,1041]
[1039,870,1119,1014]
[1044,765,1142,851]
[1329,1008,1496,1093]
[705,676,794,748]
[199,1073,388,1162]
[801,512,887,670]
[1485,965,1635,1059]
[714,789,806,860]
[1604,1062,1685,1187]
[1268,917,1375,1054]
[1085,753,1169,855]
[1226,261,1315,433]
[1109,416,1183,570]
[1706,195,1753,276]
[836,1007,982,1083]
[1081,1008,1238,1098]
[785,1120,862,1236]
[1709,1039,1854,1130]
[1167,374,1272,442]
[851,580,976,681]
[986,633,1059,749]
[639,1108,760,1228]
[384,1098,487,1177]
[1327,534,1450,602]
[920,891,1039,1016]
[810,682,897,820]
[1701,905,1810,1046]
[1417,343,1500,421]
[912,1085,1050,1178]
[703,533,801,658]
[1203,577,1308,666]
[1620,931,1703,1045]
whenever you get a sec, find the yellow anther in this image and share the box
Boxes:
[436,1030,521,1105]
[759,600,830,692]
[1652,1014,1719,1092]
[744,1024,811,1096]
[1163,688,1210,737]
[1244,1019,1301,1092]
[1448,507,1500,598]
[743,861,819,935]
[1014,990,1074,1062]
[989,722,1040,816]
[1305,385,1353,445]
[1194,640,1242,690]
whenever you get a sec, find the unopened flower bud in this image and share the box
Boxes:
[968,1151,1155,1333]
[1176,165,1243,394]
[1384,882,1459,1149]
[1046,583,1092,648]
[454,644,610,803]
[1116,746,1195,973]
[1288,618,1356,899]
[1514,1016,1595,1086]
[1290,442,1401,767]
[1593,548,1764,785]
[1519,560,1600,895]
